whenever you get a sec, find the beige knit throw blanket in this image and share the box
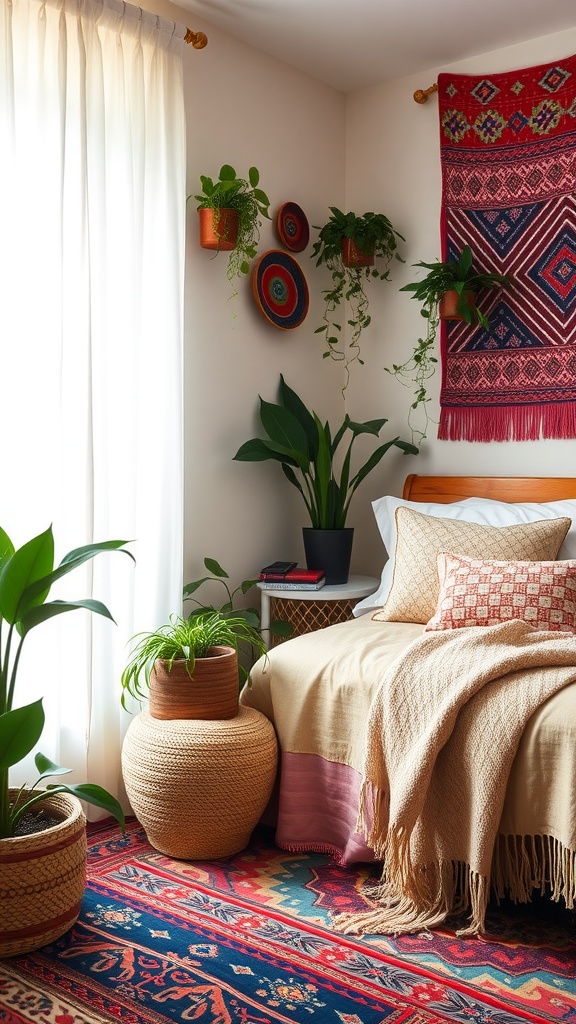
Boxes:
[335,619,576,937]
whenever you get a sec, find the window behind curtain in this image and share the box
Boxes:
[0,0,186,809]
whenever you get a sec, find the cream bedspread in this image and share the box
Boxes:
[242,616,576,911]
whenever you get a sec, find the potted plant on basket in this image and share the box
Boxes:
[120,608,269,718]
[0,525,133,957]
[120,610,277,861]
[233,375,419,584]
[192,164,271,302]
[311,207,404,391]
[387,244,511,443]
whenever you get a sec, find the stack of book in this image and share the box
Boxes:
[259,564,326,590]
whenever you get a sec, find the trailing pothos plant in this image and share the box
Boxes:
[387,244,511,442]
[192,164,270,301]
[233,375,419,529]
[0,525,133,838]
[311,208,404,391]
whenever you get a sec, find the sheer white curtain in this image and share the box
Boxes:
[0,0,185,810]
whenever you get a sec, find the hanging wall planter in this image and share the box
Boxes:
[190,164,270,301]
[341,237,374,268]
[438,288,476,321]
[198,208,239,251]
[386,244,512,442]
[311,207,404,391]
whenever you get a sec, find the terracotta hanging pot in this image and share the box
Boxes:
[439,288,476,321]
[148,646,239,721]
[341,237,374,268]
[198,208,239,251]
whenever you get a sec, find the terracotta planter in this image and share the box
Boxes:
[0,791,86,957]
[439,288,476,321]
[148,647,239,721]
[198,208,239,251]
[341,237,374,268]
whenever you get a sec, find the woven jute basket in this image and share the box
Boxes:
[149,647,239,721]
[0,790,86,958]
[122,705,277,859]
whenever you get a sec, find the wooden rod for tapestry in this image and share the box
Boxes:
[185,29,208,48]
[413,83,438,104]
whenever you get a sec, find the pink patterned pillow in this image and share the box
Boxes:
[425,553,576,633]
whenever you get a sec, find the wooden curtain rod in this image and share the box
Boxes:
[413,82,438,104]
[184,29,208,48]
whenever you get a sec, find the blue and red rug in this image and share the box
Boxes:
[1,818,574,1024]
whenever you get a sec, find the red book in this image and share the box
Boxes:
[260,568,325,583]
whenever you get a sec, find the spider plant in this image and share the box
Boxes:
[120,610,268,708]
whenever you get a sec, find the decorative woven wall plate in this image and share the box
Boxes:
[276,202,310,252]
[252,250,309,330]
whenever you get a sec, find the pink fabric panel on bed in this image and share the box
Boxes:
[275,751,376,865]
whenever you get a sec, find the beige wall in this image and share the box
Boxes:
[346,27,576,573]
[139,2,576,589]
[143,4,348,597]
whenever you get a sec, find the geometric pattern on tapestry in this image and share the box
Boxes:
[438,56,576,440]
[425,552,576,633]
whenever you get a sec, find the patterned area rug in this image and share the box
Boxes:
[1,819,575,1024]
[438,55,576,441]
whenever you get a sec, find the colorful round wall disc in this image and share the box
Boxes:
[276,202,310,252]
[252,250,309,330]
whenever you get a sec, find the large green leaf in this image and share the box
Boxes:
[19,539,133,615]
[0,700,45,770]
[278,375,319,459]
[313,414,332,524]
[0,528,14,572]
[46,782,125,830]
[0,527,54,624]
[19,599,115,637]
[259,399,310,464]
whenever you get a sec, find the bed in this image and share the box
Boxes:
[240,474,576,935]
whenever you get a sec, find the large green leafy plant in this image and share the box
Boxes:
[311,208,404,389]
[233,375,418,529]
[0,526,133,839]
[193,164,270,297]
[387,244,511,441]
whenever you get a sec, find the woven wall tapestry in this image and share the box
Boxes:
[438,57,576,441]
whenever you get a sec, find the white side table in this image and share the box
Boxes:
[259,575,379,648]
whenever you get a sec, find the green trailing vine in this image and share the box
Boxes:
[387,245,512,443]
[311,208,404,391]
[192,164,270,303]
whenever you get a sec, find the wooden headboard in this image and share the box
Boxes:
[403,475,576,504]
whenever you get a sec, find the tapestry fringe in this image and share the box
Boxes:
[438,402,576,442]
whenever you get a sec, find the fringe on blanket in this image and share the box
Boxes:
[492,834,576,910]
[333,783,576,937]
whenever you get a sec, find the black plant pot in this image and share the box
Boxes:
[302,527,354,585]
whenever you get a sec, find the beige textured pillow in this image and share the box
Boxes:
[372,507,571,624]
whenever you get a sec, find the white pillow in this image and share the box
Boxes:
[461,498,576,558]
[353,494,576,616]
